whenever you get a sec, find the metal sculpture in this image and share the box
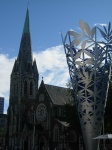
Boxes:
[63,20,112,150]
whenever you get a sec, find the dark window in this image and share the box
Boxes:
[30,82,33,95]
[24,81,27,95]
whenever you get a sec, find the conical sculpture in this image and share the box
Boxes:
[63,20,112,150]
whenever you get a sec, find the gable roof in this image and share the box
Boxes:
[44,84,73,105]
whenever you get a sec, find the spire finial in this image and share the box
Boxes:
[23,4,30,34]
[27,1,29,9]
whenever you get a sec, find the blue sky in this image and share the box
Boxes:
[0,0,112,113]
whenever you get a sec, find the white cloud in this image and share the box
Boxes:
[0,45,70,113]
[94,23,107,27]
[0,54,15,98]
[34,45,70,86]
[0,54,15,114]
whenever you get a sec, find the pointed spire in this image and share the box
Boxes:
[17,7,33,72]
[23,7,30,34]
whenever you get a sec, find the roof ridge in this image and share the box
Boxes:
[45,83,68,89]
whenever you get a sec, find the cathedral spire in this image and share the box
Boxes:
[23,7,30,34]
[17,8,33,68]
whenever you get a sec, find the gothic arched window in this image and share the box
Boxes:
[24,81,28,95]
[30,81,33,95]
[53,124,59,142]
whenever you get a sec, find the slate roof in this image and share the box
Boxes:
[44,84,73,105]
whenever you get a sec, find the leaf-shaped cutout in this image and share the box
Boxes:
[76,39,82,46]
[79,20,85,31]
[67,57,73,62]
[68,30,80,38]
[81,40,87,49]
[84,22,91,35]
[109,30,112,36]
[84,50,94,58]
[108,22,111,35]
[90,71,94,80]
[86,40,93,43]
[75,61,82,65]
[98,28,107,40]
[74,51,81,60]
[90,26,96,38]
[83,71,89,79]
[71,38,82,46]
[103,26,107,34]
[71,39,77,46]
[85,58,94,65]
[86,89,93,96]
[79,20,90,35]
[109,38,112,43]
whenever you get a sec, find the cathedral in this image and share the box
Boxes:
[6,8,80,150]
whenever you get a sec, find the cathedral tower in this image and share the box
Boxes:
[8,8,39,145]
[10,8,39,102]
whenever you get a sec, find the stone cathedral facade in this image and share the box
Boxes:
[6,8,80,150]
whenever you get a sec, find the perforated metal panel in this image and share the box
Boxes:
[63,20,112,150]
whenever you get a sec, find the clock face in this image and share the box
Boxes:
[36,103,47,122]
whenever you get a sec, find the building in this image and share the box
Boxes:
[7,8,80,150]
[0,97,4,114]
[0,114,7,149]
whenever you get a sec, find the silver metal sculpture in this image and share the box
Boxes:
[62,20,112,150]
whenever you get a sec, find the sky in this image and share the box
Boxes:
[0,0,112,113]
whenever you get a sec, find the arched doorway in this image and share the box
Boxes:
[24,140,28,150]
[39,136,46,150]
